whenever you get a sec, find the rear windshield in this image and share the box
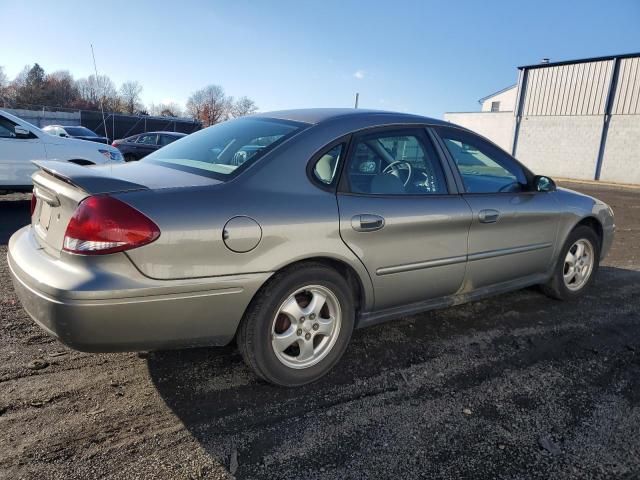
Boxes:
[65,126,97,137]
[143,117,307,180]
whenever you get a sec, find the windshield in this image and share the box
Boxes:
[65,126,98,137]
[144,117,306,179]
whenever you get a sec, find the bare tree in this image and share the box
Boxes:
[0,66,7,89]
[76,74,118,111]
[186,85,232,126]
[231,96,258,118]
[120,81,143,114]
[0,67,7,106]
[44,70,78,107]
[149,101,183,117]
[186,89,206,120]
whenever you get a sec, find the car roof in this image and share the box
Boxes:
[136,131,187,136]
[45,125,93,131]
[252,108,449,127]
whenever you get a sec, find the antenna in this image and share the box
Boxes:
[90,44,108,140]
[354,92,359,109]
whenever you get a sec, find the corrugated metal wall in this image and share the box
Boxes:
[522,60,613,116]
[612,56,640,115]
[515,53,640,184]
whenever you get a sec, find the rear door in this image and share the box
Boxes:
[432,126,560,289]
[337,127,472,310]
[159,134,179,148]
[0,114,46,186]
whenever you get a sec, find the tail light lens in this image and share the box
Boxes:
[30,194,37,216]
[63,196,160,255]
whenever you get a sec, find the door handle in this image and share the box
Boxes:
[478,209,500,223]
[352,214,385,232]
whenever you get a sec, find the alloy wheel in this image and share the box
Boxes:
[563,239,595,291]
[271,285,342,369]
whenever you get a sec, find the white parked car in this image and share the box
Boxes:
[0,110,124,193]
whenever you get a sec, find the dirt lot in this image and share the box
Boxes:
[1,182,639,480]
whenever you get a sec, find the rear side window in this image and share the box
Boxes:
[436,127,528,193]
[145,117,306,180]
[159,134,178,146]
[312,144,344,185]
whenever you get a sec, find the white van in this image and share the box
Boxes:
[0,110,124,193]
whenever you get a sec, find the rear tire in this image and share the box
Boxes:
[237,263,354,387]
[542,225,600,300]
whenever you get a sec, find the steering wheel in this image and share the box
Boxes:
[382,161,413,187]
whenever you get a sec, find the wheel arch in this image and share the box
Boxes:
[241,255,371,333]
[573,215,604,248]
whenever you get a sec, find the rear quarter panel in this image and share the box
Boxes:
[120,125,376,310]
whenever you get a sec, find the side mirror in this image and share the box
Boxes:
[14,126,31,138]
[534,175,556,192]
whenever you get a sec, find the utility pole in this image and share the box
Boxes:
[90,44,108,139]
[354,93,359,109]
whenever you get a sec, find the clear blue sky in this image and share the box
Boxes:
[2,0,639,117]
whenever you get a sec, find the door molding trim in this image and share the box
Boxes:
[376,242,552,276]
[376,255,467,276]
[468,242,552,262]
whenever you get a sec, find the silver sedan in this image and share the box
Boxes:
[8,109,615,386]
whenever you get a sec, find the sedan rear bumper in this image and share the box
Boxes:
[8,226,271,352]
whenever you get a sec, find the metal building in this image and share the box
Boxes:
[445,52,640,184]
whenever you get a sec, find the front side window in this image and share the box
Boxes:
[436,127,528,193]
[137,134,158,145]
[64,126,97,137]
[345,130,448,195]
[0,116,18,138]
[313,144,344,185]
[145,117,306,179]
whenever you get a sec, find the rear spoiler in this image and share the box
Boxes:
[32,160,148,195]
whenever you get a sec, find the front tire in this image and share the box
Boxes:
[237,263,354,386]
[542,225,600,300]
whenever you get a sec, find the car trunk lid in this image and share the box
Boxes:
[30,160,221,257]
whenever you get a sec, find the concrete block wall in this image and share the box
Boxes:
[599,115,640,184]
[443,111,515,152]
[4,108,81,128]
[515,116,603,180]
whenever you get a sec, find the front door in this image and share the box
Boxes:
[337,127,472,310]
[135,133,159,157]
[0,115,46,187]
[433,126,560,290]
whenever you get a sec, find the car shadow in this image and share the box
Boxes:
[0,197,30,245]
[146,266,640,477]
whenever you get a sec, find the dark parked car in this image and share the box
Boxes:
[42,125,109,144]
[112,131,187,161]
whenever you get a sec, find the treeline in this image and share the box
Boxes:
[0,64,257,125]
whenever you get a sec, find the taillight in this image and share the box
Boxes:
[63,196,160,255]
[30,194,36,216]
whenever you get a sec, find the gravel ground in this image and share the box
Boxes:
[0,182,639,479]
